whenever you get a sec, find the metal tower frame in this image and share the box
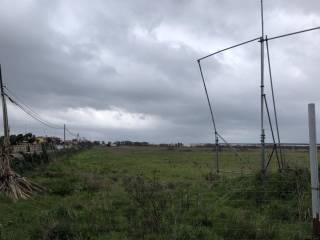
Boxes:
[197,0,320,174]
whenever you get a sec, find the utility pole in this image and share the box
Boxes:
[260,0,266,174]
[0,64,11,178]
[308,103,320,237]
[0,65,10,145]
[0,65,44,200]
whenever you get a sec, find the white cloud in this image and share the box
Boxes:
[7,104,163,131]
[1,0,320,143]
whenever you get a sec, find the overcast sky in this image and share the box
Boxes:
[0,0,319,143]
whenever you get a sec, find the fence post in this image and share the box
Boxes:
[308,103,320,237]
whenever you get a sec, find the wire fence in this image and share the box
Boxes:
[204,145,313,239]
[195,10,320,239]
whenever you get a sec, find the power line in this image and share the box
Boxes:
[6,93,62,130]
[4,87,81,139]
[6,93,82,139]
[4,87,50,124]
[65,127,78,138]
[4,87,63,129]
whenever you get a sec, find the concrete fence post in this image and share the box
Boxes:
[308,103,320,236]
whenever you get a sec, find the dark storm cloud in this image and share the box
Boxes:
[0,0,319,143]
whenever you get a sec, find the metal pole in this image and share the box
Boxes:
[197,60,220,174]
[308,103,320,237]
[215,135,219,173]
[198,37,260,61]
[265,38,284,169]
[263,95,281,169]
[267,26,320,41]
[260,0,266,174]
[63,124,66,149]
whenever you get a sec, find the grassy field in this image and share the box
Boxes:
[0,146,313,239]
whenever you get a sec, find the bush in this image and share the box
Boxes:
[226,169,310,206]
[82,173,112,192]
[122,174,173,238]
[216,210,277,240]
[11,151,50,174]
[31,206,77,240]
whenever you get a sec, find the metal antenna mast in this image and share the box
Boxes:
[260,0,266,174]
[197,1,320,175]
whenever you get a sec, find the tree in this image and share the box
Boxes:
[23,133,36,143]
[16,134,24,144]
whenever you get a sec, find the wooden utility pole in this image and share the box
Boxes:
[0,64,9,144]
[0,64,11,174]
[0,65,44,200]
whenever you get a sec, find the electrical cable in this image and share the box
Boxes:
[4,87,58,127]
[4,89,63,130]
[5,88,81,139]
[65,127,78,138]
[6,93,63,130]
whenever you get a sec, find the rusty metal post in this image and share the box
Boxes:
[308,103,320,237]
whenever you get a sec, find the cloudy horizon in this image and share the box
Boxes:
[0,0,320,143]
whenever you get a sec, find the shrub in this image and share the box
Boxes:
[11,151,50,174]
[82,173,112,192]
[122,174,175,238]
[216,211,277,240]
[31,206,77,240]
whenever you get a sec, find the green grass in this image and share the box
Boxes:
[0,146,313,239]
